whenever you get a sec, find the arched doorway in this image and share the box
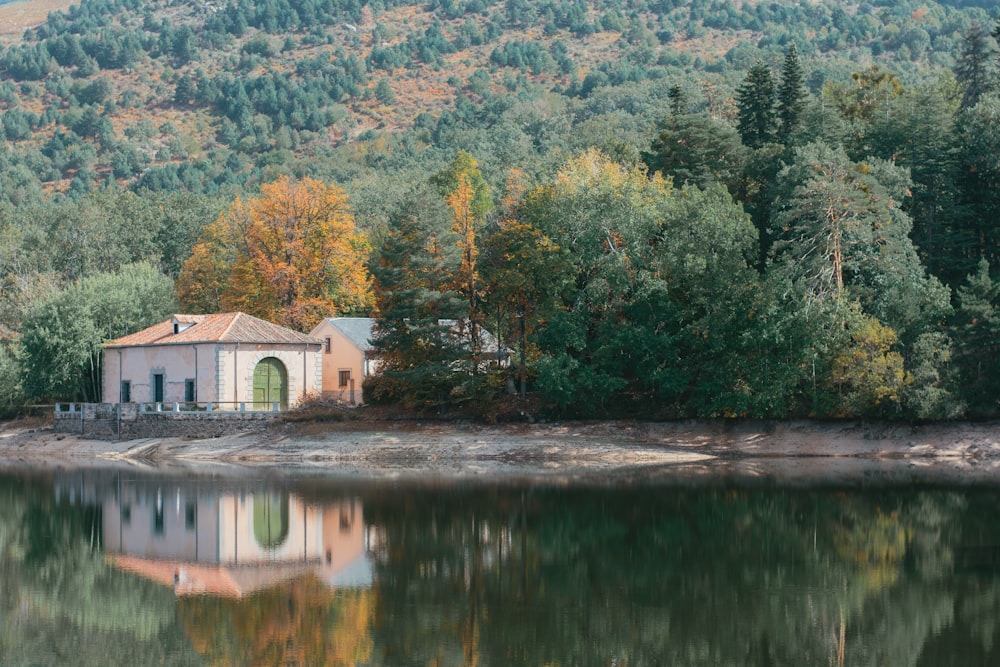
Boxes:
[253,357,287,410]
[252,494,289,549]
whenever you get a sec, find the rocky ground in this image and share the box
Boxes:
[3,416,1000,484]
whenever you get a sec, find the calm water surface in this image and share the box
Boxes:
[1,466,999,666]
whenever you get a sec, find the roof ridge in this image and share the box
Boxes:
[218,312,241,340]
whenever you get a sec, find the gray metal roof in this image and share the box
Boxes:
[316,317,501,354]
[323,317,376,351]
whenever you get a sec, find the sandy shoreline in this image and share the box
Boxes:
[3,418,1000,484]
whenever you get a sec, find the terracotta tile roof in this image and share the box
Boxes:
[106,312,322,348]
[108,555,316,598]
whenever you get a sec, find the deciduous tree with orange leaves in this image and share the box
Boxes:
[177,176,372,331]
[447,173,481,363]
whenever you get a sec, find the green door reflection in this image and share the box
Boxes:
[252,494,289,549]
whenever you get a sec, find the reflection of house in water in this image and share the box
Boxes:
[101,485,371,598]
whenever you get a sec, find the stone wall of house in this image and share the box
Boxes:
[53,403,275,440]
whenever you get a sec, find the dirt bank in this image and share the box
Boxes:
[3,418,1000,483]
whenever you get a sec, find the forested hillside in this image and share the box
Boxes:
[2,0,1000,420]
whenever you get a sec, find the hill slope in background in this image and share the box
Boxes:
[0,0,991,205]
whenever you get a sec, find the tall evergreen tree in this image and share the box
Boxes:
[953,260,1000,417]
[864,85,966,284]
[736,61,777,149]
[644,113,748,194]
[957,95,1000,270]
[771,143,950,343]
[667,84,687,116]
[776,44,807,144]
[366,184,467,409]
[955,24,997,111]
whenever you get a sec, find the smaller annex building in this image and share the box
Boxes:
[310,317,506,406]
[310,317,378,406]
[103,312,322,410]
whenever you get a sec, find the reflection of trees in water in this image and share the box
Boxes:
[3,476,1000,665]
[365,487,1000,666]
[0,477,376,666]
[177,577,374,666]
[0,478,198,666]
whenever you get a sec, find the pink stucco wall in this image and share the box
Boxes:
[103,343,321,407]
[217,495,324,564]
[311,321,371,405]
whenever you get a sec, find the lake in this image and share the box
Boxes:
[1,465,999,665]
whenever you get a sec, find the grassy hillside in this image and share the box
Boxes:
[0,0,77,41]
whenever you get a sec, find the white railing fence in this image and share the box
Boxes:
[55,401,283,414]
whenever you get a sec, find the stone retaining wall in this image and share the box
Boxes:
[53,403,275,440]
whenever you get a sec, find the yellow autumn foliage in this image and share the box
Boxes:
[177,176,373,331]
[831,315,912,416]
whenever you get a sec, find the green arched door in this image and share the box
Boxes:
[253,357,287,410]
[252,494,289,549]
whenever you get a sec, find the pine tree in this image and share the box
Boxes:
[667,84,687,116]
[736,61,777,149]
[644,113,748,194]
[367,185,466,408]
[776,44,807,144]
[957,95,1000,271]
[772,144,950,342]
[865,85,966,284]
[955,23,997,111]
[954,260,1000,416]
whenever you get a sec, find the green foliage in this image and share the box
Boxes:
[953,260,1000,417]
[828,65,903,129]
[0,0,998,417]
[367,184,470,411]
[957,94,1000,272]
[954,23,996,110]
[19,262,176,401]
[776,43,807,144]
[525,151,762,416]
[862,82,965,283]
[736,61,777,148]
[644,113,748,194]
[479,216,572,397]
[0,343,24,416]
[903,331,963,420]
[374,78,395,104]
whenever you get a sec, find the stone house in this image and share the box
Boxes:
[103,312,322,409]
